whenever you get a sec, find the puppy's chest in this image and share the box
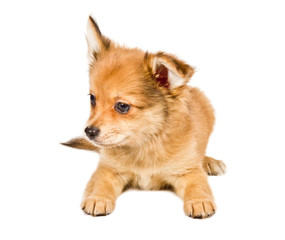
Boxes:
[132,172,168,190]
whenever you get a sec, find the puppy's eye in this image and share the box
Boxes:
[115,102,130,114]
[89,94,96,107]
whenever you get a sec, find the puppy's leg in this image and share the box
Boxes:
[81,166,127,216]
[203,156,226,176]
[172,168,216,219]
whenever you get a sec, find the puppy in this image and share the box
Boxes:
[63,16,226,219]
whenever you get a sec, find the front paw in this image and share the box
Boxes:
[184,200,216,219]
[81,197,115,216]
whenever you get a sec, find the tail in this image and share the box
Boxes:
[61,137,101,153]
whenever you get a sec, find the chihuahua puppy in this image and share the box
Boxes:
[63,16,226,219]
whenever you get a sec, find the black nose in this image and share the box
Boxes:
[85,126,100,140]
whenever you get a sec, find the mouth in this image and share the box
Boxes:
[93,142,121,148]
[87,138,127,149]
[85,132,129,149]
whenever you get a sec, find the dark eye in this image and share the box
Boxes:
[115,102,130,114]
[89,94,96,107]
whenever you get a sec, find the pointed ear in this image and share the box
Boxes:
[86,16,112,66]
[143,52,195,90]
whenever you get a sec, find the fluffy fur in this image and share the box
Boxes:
[63,16,226,219]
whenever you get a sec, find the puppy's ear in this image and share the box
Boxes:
[144,52,195,90]
[86,16,112,67]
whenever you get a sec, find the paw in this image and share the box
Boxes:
[203,157,226,176]
[81,197,115,216]
[184,201,216,219]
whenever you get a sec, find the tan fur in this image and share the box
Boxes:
[63,17,226,219]
[62,139,225,176]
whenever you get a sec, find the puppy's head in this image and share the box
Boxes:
[84,16,195,148]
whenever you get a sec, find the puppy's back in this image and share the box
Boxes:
[187,87,215,140]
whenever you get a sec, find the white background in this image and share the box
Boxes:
[1,0,285,239]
